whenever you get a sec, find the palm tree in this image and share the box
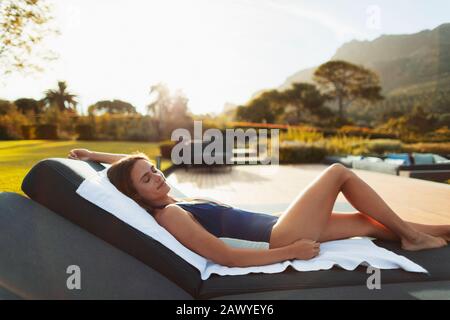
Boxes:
[44,81,78,112]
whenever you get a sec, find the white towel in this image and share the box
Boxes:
[76,168,428,280]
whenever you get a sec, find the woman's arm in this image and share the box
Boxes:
[89,150,129,164]
[158,205,320,267]
[68,149,129,164]
[226,246,294,267]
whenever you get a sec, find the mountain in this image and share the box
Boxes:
[280,23,450,101]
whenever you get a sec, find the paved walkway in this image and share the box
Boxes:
[167,164,450,224]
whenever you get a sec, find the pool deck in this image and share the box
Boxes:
[166,164,450,225]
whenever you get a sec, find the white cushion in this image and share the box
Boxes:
[363,157,384,163]
[433,155,450,164]
[384,159,406,165]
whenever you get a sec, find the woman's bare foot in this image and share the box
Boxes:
[445,232,450,242]
[407,223,450,242]
[439,226,450,242]
[434,226,450,242]
[401,232,447,251]
[423,225,450,242]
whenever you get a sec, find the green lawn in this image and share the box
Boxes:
[0,140,172,196]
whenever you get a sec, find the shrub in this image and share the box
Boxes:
[0,111,31,139]
[0,100,16,115]
[75,124,95,140]
[338,125,372,136]
[90,114,161,141]
[279,142,327,164]
[420,126,450,143]
[367,131,399,139]
[21,125,36,139]
[316,135,369,155]
[437,113,450,127]
[0,125,14,139]
[281,126,324,143]
[365,140,403,155]
[124,116,160,142]
[338,126,397,139]
[402,142,450,156]
[35,124,58,139]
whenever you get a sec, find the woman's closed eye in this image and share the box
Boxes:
[142,166,158,183]
[141,172,151,183]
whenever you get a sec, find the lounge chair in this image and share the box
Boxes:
[184,139,233,171]
[324,154,450,183]
[1,158,449,299]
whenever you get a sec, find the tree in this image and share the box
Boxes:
[170,90,189,116]
[88,100,137,115]
[43,81,78,112]
[235,85,330,125]
[0,99,15,115]
[314,60,383,121]
[236,100,273,123]
[282,83,327,123]
[146,85,193,139]
[236,90,284,123]
[14,98,44,114]
[165,90,193,137]
[406,106,437,134]
[376,105,438,140]
[0,0,58,76]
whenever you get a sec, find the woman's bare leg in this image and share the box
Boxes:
[407,222,450,241]
[318,213,450,242]
[338,165,447,250]
[318,213,398,242]
[269,164,447,251]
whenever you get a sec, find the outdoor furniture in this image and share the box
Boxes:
[0,158,449,299]
[183,139,233,171]
[324,153,450,183]
[322,155,363,168]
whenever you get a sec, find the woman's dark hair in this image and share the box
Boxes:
[106,152,171,214]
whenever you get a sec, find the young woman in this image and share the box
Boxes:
[68,148,449,268]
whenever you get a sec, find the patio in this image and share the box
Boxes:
[167,164,450,225]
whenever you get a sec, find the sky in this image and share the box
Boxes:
[1,0,450,115]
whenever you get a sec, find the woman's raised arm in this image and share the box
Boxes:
[68,149,129,164]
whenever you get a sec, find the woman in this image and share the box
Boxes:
[68,148,449,268]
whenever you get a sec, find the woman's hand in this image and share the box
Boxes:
[68,148,92,161]
[289,239,321,260]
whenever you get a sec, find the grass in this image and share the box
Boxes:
[2,138,449,195]
[0,140,172,196]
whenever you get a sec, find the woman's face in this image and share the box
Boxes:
[130,159,170,203]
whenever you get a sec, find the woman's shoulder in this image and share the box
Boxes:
[154,203,200,228]
[154,202,182,214]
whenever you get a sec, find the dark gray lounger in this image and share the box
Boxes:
[0,158,449,299]
[0,192,191,300]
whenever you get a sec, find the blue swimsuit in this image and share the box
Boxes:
[174,200,279,243]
